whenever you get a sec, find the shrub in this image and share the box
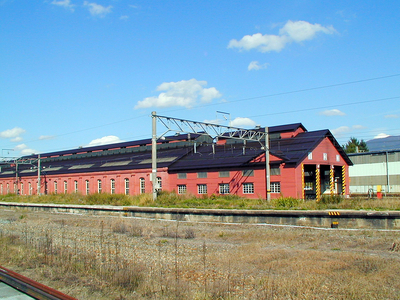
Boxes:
[85,193,133,206]
[128,224,143,237]
[319,195,343,204]
[112,221,128,234]
[184,228,196,239]
[272,197,300,209]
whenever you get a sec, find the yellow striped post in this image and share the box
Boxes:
[316,166,321,202]
[330,167,334,196]
[342,165,346,195]
[301,164,305,199]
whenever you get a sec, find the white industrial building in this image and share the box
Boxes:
[348,150,400,195]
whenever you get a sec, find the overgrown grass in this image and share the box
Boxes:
[2,210,400,299]
[1,192,400,210]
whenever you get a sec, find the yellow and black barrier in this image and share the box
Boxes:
[328,211,340,216]
[329,211,340,228]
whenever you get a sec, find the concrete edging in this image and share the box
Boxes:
[1,202,400,229]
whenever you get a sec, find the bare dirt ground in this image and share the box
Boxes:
[1,208,400,299]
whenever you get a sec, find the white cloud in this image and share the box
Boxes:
[331,124,365,138]
[331,126,350,137]
[352,125,366,130]
[374,133,390,139]
[0,127,25,139]
[51,0,75,11]
[83,1,112,17]
[279,20,336,42]
[385,114,399,119]
[11,137,23,142]
[230,117,257,128]
[228,33,289,53]
[21,148,37,155]
[135,79,222,109]
[120,15,129,20]
[87,135,124,146]
[319,109,345,116]
[14,144,27,151]
[13,144,36,155]
[228,20,336,53]
[248,61,269,71]
[39,135,55,140]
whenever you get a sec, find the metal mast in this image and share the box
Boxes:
[151,112,270,201]
[151,112,158,201]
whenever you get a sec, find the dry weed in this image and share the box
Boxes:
[1,209,400,299]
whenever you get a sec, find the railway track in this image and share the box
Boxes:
[0,265,76,300]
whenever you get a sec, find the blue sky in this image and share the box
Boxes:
[1,0,399,157]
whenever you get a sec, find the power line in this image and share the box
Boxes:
[2,73,399,153]
[226,73,400,104]
[249,96,400,118]
[162,73,400,113]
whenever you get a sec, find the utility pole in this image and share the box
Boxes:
[152,112,157,201]
[265,127,270,201]
[37,154,41,196]
[15,161,18,194]
[386,151,390,193]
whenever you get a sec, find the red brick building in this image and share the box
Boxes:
[0,123,352,200]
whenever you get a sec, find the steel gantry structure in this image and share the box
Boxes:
[151,111,271,201]
[0,155,41,195]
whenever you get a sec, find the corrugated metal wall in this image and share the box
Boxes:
[349,151,400,194]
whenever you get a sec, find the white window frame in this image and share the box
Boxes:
[98,179,102,193]
[85,180,90,195]
[74,180,78,193]
[308,152,313,160]
[64,181,68,193]
[110,179,115,194]
[54,181,58,194]
[219,183,230,194]
[124,178,129,195]
[139,178,145,194]
[271,182,281,193]
[178,184,187,194]
[156,177,162,190]
[197,184,207,194]
[323,153,328,161]
[336,154,340,162]
[20,182,24,195]
[243,183,254,194]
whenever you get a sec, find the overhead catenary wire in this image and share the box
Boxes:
[2,73,400,153]
[168,73,400,112]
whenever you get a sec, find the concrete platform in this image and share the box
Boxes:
[1,202,400,229]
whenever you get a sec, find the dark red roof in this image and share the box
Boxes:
[0,124,351,178]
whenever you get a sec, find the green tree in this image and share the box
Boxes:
[342,137,369,153]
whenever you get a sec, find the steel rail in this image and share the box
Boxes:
[0,265,76,300]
